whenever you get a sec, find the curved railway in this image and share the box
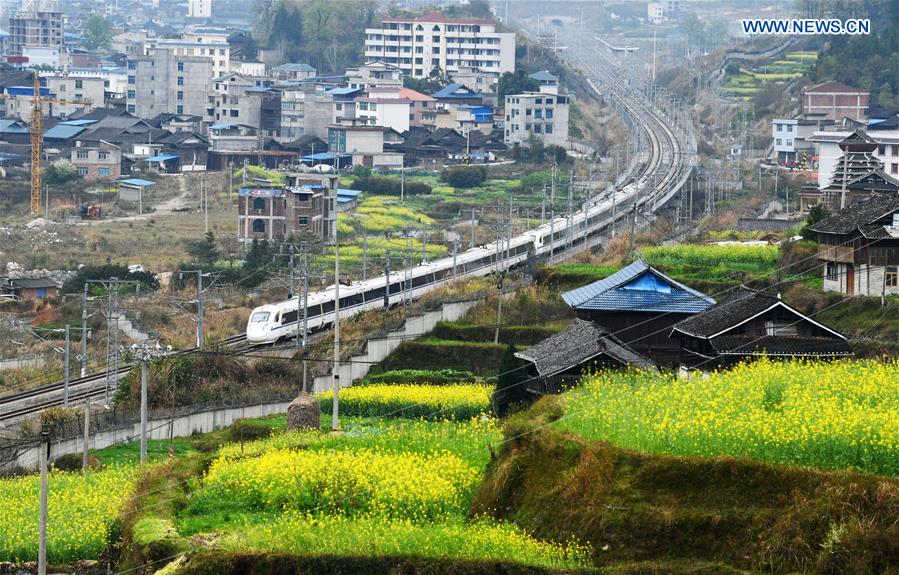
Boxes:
[0,27,696,425]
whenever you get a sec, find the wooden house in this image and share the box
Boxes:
[671,287,852,368]
[560,260,716,364]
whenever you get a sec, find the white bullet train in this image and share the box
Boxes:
[245,187,632,345]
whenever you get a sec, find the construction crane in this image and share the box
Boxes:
[28,71,93,215]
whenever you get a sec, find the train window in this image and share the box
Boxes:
[368,287,386,300]
[434,268,450,281]
[321,301,335,314]
[281,310,298,324]
[250,311,270,323]
[412,274,429,288]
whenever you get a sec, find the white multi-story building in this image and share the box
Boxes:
[504,92,569,147]
[43,74,105,116]
[355,97,411,133]
[149,32,230,79]
[188,0,212,18]
[808,129,899,188]
[65,67,129,97]
[364,12,515,80]
[770,117,835,164]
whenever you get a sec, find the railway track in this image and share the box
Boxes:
[0,334,247,425]
[1,24,695,427]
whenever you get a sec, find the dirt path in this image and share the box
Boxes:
[76,175,193,225]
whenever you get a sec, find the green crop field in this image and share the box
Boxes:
[560,359,899,475]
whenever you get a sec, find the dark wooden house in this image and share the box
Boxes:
[671,287,852,368]
[515,319,655,395]
[560,260,716,364]
[808,195,899,296]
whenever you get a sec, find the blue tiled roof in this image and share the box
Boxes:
[561,259,715,314]
[44,125,86,140]
[117,178,156,186]
[431,83,480,99]
[529,70,558,82]
[337,188,361,197]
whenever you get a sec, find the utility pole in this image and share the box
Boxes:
[300,242,310,390]
[400,168,405,203]
[383,249,391,309]
[332,243,340,431]
[421,230,427,263]
[81,284,88,378]
[38,428,49,575]
[140,344,148,464]
[179,270,205,349]
[362,234,367,281]
[470,208,476,248]
[452,239,458,277]
[63,324,70,407]
[82,401,89,473]
[203,177,209,234]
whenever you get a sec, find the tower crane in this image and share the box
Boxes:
[28,71,94,215]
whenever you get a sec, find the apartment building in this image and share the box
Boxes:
[127,49,212,118]
[188,0,212,18]
[400,87,436,128]
[364,12,515,80]
[208,73,278,134]
[8,6,63,55]
[802,81,870,121]
[504,92,570,147]
[346,62,403,90]
[237,173,338,244]
[770,116,835,164]
[43,74,105,116]
[151,32,231,79]
[355,96,411,133]
[279,83,335,141]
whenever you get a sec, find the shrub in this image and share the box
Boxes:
[441,166,487,188]
[361,369,477,386]
[229,418,274,443]
[492,345,531,417]
[350,175,431,196]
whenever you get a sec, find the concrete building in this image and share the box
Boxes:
[504,91,569,147]
[529,70,559,95]
[808,128,899,189]
[802,81,870,121]
[65,67,129,98]
[71,141,122,180]
[346,61,403,90]
[355,97,411,133]
[208,73,278,133]
[452,65,500,93]
[770,116,834,164]
[278,83,335,141]
[230,61,266,76]
[8,4,63,55]
[271,63,317,82]
[43,74,105,116]
[364,12,515,80]
[328,122,403,169]
[127,48,212,118]
[400,87,436,128]
[151,32,231,79]
[20,45,61,67]
[237,173,338,244]
[188,0,212,18]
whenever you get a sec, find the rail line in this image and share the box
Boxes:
[0,25,695,426]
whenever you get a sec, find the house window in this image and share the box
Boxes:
[878,144,886,155]
[127,104,136,113]
[776,124,783,132]
[76,150,89,159]
[127,61,136,70]
[98,151,109,160]
[252,197,266,210]
[98,167,110,176]
[75,80,83,89]
[78,167,89,175]
[887,267,898,287]
[177,62,184,71]
[252,219,266,233]
[298,216,309,225]
[177,91,184,100]
[230,110,239,117]
[776,138,782,146]
[177,76,184,85]
[765,320,798,336]
[127,90,136,99]
[894,145,899,157]
[177,105,184,114]
[825,261,838,281]
[545,125,553,134]
[892,163,898,174]
[786,139,793,146]
[128,75,135,84]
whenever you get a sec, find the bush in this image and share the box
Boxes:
[431,321,561,346]
[60,264,159,295]
[491,345,531,417]
[350,175,431,196]
[229,418,274,443]
[54,453,102,472]
[360,369,477,386]
[440,166,487,188]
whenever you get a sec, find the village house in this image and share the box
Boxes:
[671,287,852,368]
[809,195,899,297]
[237,172,338,245]
[560,259,716,365]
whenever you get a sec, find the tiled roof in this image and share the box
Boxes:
[528,70,558,82]
[9,277,57,289]
[672,287,777,339]
[431,83,480,99]
[710,335,852,357]
[808,195,899,234]
[804,81,867,94]
[516,319,655,377]
[560,259,715,314]
[735,218,797,232]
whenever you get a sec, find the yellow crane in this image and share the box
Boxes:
[28,71,93,215]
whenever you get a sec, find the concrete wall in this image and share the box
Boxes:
[7,401,291,471]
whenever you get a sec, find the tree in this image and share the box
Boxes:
[492,345,530,417]
[44,159,82,186]
[186,231,221,267]
[497,70,540,101]
[875,82,895,108]
[82,15,113,50]
[800,204,830,242]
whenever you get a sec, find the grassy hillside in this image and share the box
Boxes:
[474,393,899,574]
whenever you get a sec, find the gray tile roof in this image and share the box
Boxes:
[672,287,778,339]
[560,259,715,314]
[808,195,899,235]
[515,319,655,377]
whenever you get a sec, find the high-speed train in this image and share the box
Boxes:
[245,185,632,345]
